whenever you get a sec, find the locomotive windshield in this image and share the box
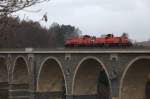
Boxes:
[106,34,114,38]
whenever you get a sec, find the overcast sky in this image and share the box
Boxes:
[15,0,150,41]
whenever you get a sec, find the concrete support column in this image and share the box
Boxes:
[28,54,36,99]
[7,54,13,99]
[65,70,73,96]
[109,54,120,99]
[65,73,74,99]
[111,79,119,99]
[64,54,74,98]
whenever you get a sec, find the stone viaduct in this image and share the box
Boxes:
[0,49,150,99]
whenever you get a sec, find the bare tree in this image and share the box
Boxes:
[0,0,49,16]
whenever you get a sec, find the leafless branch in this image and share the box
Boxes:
[0,0,49,17]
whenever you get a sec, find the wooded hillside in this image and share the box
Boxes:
[0,17,81,48]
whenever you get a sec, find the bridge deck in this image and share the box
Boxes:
[0,48,150,53]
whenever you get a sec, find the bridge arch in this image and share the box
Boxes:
[0,57,8,99]
[12,56,30,83]
[119,56,150,99]
[37,56,66,99]
[11,56,30,98]
[72,56,111,99]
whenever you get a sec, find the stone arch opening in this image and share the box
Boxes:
[12,57,30,98]
[0,57,8,99]
[120,57,150,99]
[13,57,29,83]
[73,57,110,99]
[37,58,66,99]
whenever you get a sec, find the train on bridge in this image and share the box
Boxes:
[65,33,132,47]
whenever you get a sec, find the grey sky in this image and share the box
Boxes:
[15,0,150,41]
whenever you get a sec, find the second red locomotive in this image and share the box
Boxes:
[65,33,132,47]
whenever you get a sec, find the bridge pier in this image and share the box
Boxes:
[28,54,36,99]
[110,79,120,99]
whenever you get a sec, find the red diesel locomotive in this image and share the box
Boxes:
[65,33,132,47]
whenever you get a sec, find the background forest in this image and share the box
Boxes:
[0,17,81,48]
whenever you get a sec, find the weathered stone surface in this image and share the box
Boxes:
[0,50,149,99]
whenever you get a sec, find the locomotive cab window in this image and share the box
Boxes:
[106,34,114,38]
